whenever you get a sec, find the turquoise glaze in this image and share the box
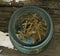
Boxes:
[9,6,53,54]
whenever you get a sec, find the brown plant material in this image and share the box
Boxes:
[16,12,48,44]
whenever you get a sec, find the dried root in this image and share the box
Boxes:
[16,12,48,44]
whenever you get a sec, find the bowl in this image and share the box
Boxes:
[9,6,53,54]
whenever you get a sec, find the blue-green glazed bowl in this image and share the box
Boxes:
[9,6,53,54]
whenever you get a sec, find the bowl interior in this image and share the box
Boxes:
[15,11,48,45]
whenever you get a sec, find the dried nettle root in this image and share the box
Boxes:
[17,13,47,44]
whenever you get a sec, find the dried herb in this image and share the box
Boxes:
[16,12,48,44]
